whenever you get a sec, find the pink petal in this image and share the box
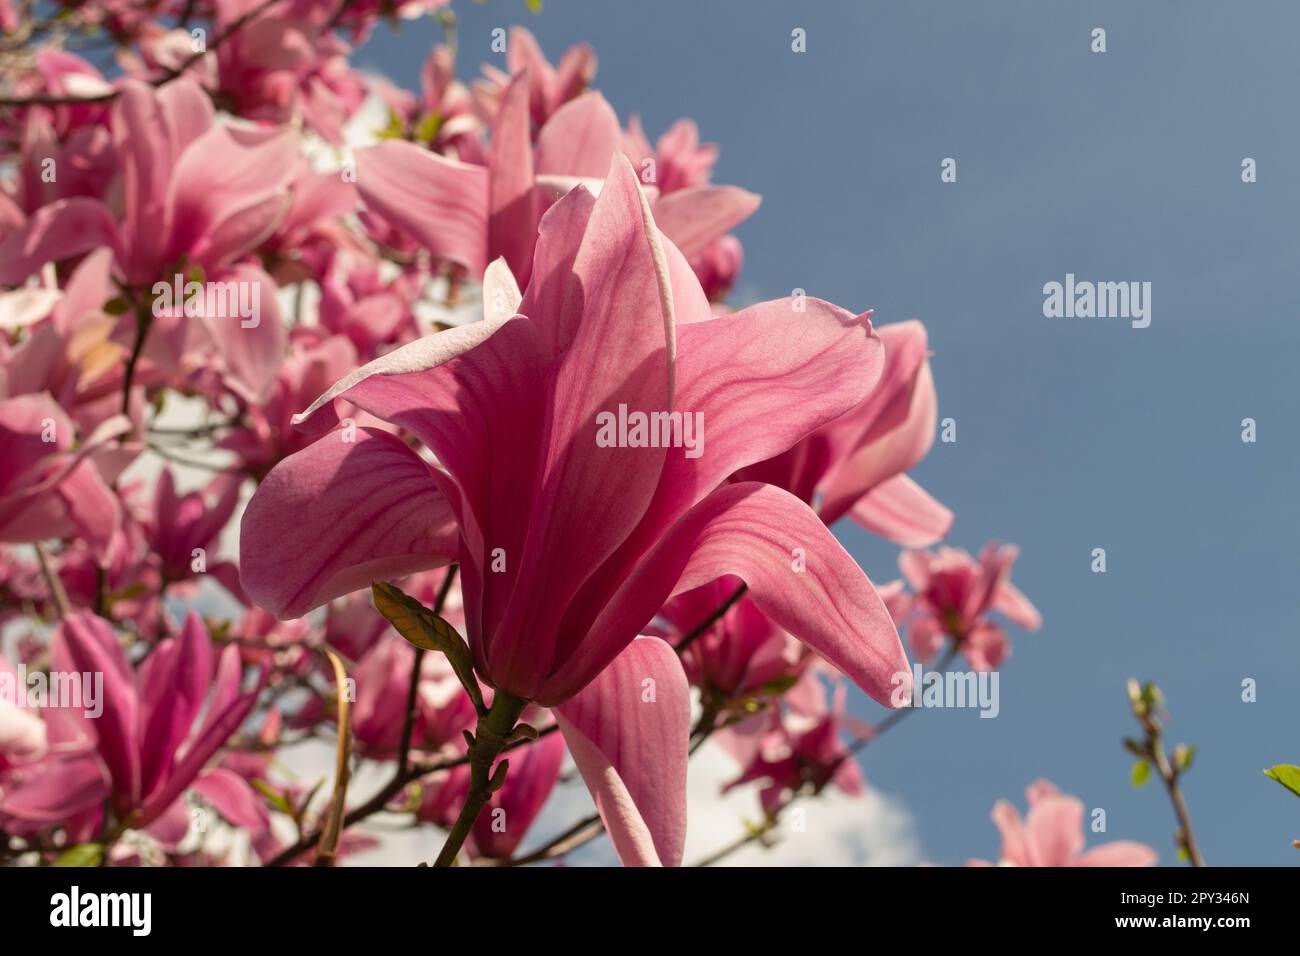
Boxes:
[549,40,597,114]
[555,636,690,866]
[534,91,622,179]
[487,74,538,286]
[907,614,947,664]
[994,580,1042,631]
[666,297,880,512]
[849,474,952,548]
[962,621,1009,672]
[113,80,179,281]
[239,425,458,619]
[898,550,933,592]
[291,312,524,434]
[1025,794,1085,866]
[0,198,120,285]
[199,264,288,405]
[53,612,140,810]
[1076,841,1158,867]
[557,298,882,669]
[990,799,1032,866]
[817,322,940,524]
[0,693,47,762]
[192,767,270,832]
[651,184,761,258]
[137,611,214,797]
[165,125,298,270]
[0,753,107,822]
[356,140,488,276]
[53,456,121,560]
[505,27,556,124]
[517,182,597,355]
[554,482,908,709]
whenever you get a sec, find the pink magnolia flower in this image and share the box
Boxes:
[0,612,262,834]
[372,45,485,163]
[896,542,1041,671]
[0,48,114,145]
[622,116,751,301]
[317,255,418,356]
[54,518,166,634]
[0,392,124,558]
[624,117,719,195]
[658,576,806,703]
[143,469,245,601]
[722,678,868,817]
[0,78,292,405]
[218,332,360,475]
[356,76,759,293]
[0,249,127,417]
[242,156,908,864]
[472,26,596,131]
[969,780,1157,867]
[0,78,296,285]
[212,0,368,145]
[735,319,951,548]
[688,233,744,303]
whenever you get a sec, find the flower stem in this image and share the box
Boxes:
[431,690,528,867]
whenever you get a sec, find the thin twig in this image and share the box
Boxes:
[33,543,71,619]
[1127,680,1205,867]
[0,0,282,106]
[674,582,747,654]
[691,644,963,867]
[397,566,457,776]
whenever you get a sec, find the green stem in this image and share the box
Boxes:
[431,690,528,867]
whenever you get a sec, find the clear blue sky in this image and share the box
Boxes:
[358,1,1300,865]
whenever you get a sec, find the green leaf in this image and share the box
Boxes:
[103,296,131,315]
[372,580,484,714]
[53,843,104,867]
[1131,759,1151,787]
[252,778,294,816]
[1264,765,1300,799]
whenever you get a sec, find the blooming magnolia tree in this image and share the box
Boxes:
[0,1,1177,868]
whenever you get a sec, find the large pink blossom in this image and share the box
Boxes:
[242,155,909,863]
